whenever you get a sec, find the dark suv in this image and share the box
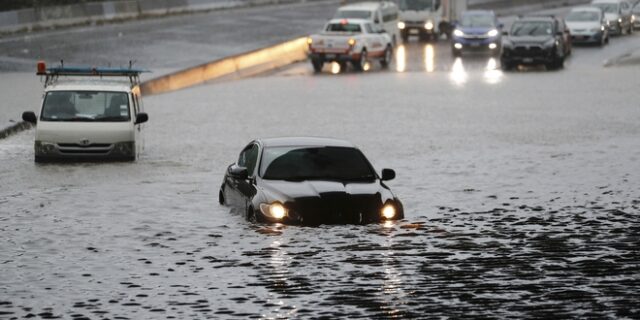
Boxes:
[501,16,572,70]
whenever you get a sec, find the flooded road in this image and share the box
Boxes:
[2,3,640,319]
[2,49,640,318]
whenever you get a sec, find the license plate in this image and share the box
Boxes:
[325,54,336,59]
[470,42,481,47]
[523,58,533,63]
[410,29,419,34]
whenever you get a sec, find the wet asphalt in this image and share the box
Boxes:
[1,3,640,320]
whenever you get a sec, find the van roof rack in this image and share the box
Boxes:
[37,60,150,88]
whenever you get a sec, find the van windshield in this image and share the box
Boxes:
[326,22,362,32]
[335,10,372,19]
[398,0,434,11]
[41,91,130,122]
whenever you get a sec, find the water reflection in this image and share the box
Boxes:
[449,58,467,85]
[483,58,503,84]
[395,45,406,72]
[424,44,435,73]
[330,62,341,74]
[381,224,406,317]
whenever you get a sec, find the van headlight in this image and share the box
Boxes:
[398,21,406,29]
[424,21,434,30]
[35,141,56,155]
[381,203,396,220]
[260,202,287,220]
[113,141,134,156]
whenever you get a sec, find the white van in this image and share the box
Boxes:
[334,1,401,44]
[22,62,149,162]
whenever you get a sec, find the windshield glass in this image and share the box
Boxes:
[326,22,362,32]
[260,146,376,182]
[41,91,130,122]
[460,13,495,28]
[398,0,434,11]
[335,10,372,19]
[566,10,600,21]
[511,21,553,36]
[592,3,618,13]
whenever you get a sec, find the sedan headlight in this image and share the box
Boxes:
[398,21,405,29]
[381,203,396,220]
[453,29,464,37]
[487,29,499,37]
[260,202,287,220]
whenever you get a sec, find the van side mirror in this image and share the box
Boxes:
[229,165,249,180]
[22,111,37,124]
[135,112,148,124]
[381,168,396,181]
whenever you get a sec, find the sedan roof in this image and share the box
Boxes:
[260,137,356,148]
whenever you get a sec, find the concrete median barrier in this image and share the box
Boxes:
[140,37,308,95]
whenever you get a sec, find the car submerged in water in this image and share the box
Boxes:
[219,137,404,225]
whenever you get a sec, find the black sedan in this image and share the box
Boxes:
[219,137,404,225]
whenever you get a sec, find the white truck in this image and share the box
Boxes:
[396,0,468,41]
[307,19,394,72]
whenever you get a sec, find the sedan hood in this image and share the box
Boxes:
[604,13,620,22]
[566,21,601,30]
[261,179,385,201]
[508,35,553,45]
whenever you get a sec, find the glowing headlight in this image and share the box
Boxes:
[260,202,287,220]
[632,15,635,22]
[307,37,313,45]
[381,203,396,220]
[453,29,464,37]
[618,18,623,23]
[454,43,463,49]
[348,38,356,46]
[424,21,434,30]
[398,21,406,29]
[488,43,497,49]
[487,29,499,37]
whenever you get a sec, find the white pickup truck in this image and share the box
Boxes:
[307,18,393,72]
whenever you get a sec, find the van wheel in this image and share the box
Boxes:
[311,59,323,73]
[380,46,393,68]
[352,50,367,71]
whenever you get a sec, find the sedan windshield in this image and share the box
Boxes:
[335,10,371,19]
[460,14,495,28]
[260,146,376,182]
[592,3,618,13]
[398,0,434,11]
[41,91,130,122]
[566,11,600,21]
[511,21,553,36]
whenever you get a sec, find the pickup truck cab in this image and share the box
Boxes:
[307,18,393,72]
[22,62,149,162]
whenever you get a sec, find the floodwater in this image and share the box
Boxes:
[2,46,640,318]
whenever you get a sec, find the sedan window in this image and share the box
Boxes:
[238,144,260,176]
[260,146,376,182]
[566,11,601,22]
[511,21,553,36]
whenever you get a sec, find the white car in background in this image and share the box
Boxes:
[591,0,634,35]
[333,1,401,45]
[565,7,610,46]
[22,62,149,162]
[307,19,394,72]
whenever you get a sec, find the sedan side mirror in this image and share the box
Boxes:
[381,168,396,181]
[229,165,249,180]
[135,112,148,124]
[22,111,37,124]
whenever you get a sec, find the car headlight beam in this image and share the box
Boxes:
[260,202,287,220]
[398,21,405,29]
[381,203,396,220]
[453,29,464,37]
[487,29,499,37]
[424,21,434,30]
